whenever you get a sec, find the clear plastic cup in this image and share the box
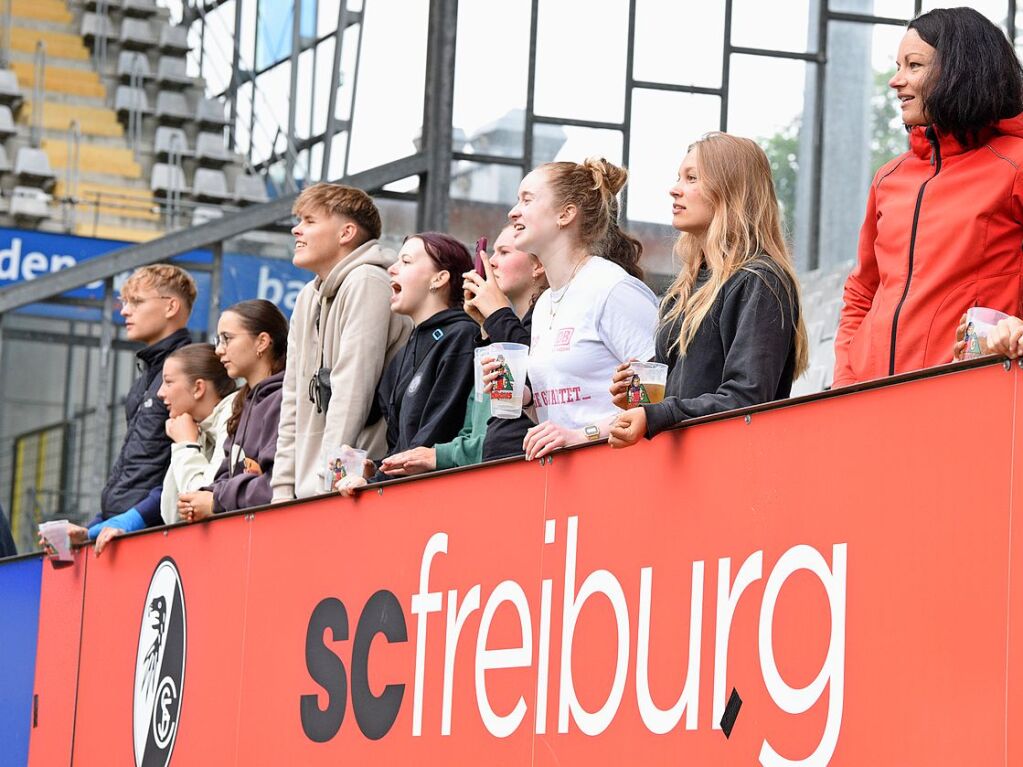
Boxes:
[487,342,529,419]
[474,345,493,404]
[38,520,73,562]
[963,307,1011,360]
[323,446,369,492]
[626,361,668,405]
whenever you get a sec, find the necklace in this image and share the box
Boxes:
[548,255,590,329]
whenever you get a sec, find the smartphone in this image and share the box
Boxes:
[473,236,488,277]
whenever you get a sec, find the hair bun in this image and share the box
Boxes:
[583,157,628,197]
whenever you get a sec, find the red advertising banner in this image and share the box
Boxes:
[29,362,1023,765]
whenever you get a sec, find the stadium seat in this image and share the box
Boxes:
[80,13,116,44]
[116,51,151,82]
[191,205,225,226]
[195,132,231,166]
[121,0,159,16]
[159,26,190,55]
[0,70,24,112]
[154,126,191,159]
[196,98,228,130]
[10,186,51,221]
[234,173,269,204]
[120,18,157,50]
[150,163,190,196]
[192,168,231,203]
[156,57,192,89]
[0,106,16,140]
[114,85,152,118]
[14,148,57,190]
[154,92,191,125]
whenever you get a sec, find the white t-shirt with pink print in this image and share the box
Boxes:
[528,256,658,431]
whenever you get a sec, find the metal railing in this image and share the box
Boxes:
[93,0,112,73]
[63,120,81,230]
[30,40,45,147]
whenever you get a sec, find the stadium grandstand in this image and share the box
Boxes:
[0,0,1020,765]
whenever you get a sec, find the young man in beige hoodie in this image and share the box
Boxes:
[271,184,411,501]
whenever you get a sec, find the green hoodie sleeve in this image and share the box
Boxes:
[434,392,490,469]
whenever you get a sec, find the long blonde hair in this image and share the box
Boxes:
[662,132,808,378]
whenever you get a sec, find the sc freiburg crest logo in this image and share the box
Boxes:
[133,557,186,767]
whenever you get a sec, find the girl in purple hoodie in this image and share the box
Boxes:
[179,300,289,520]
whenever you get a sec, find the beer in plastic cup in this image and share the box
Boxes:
[474,345,493,405]
[323,446,369,492]
[626,361,668,405]
[963,307,1011,360]
[38,520,73,562]
[488,342,529,419]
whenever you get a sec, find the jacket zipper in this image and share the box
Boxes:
[889,126,942,376]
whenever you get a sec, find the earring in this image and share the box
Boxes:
[257,349,263,358]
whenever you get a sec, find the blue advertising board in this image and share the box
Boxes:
[0,227,310,328]
[0,555,42,767]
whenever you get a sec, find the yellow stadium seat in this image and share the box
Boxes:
[42,139,141,178]
[10,61,106,100]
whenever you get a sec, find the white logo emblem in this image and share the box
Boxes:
[133,558,186,767]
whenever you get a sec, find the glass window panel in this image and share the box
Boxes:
[451,161,523,206]
[383,176,419,193]
[453,0,530,159]
[829,0,914,18]
[327,132,347,179]
[318,0,340,36]
[347,0,429,173]
[301,0,317,38]
[627,90,720,225]
[819,22,908,271]
[186,21,203,79]
[920,0,1010,28]
[257,0,294,69]
[312,38,335,137]
[295,48,314,140]
[532,125,622,167]
[335,24,360,122]
[234,82,253,157]
[309,142,324,181]
[633,0,725,88]
[731,0,812,53]
[533,0,628,123]
[251,62,293,164]
[239,0,257,70]
[727,55,813,255]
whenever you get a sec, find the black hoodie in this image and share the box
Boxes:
[101,328,193,517]
[370,308,478,475]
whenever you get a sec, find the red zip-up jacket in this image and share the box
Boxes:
[834,115,1023,387]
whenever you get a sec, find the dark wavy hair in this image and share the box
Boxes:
[222,299,288,436]
[408,232,473,308]
[909,7,1023,147]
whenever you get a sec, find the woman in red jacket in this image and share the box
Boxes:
[834,7,1023,387]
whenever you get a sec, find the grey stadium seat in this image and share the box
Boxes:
[154,126,191,159]
[0,105,16,140]
[81,13,116,44]
[195,132,231,165]
[156,57,192,89]
[114,85,152,118]
[14,148,56,190]
[120,18,158,50]
[155,91,192,125]
[159,26,190,55]
[116,51,151,82]
[234,174,269,204]
[192,168,231,203]
[121,0,158,16]
[151,163,190,196]
[196,98,228,130]
[191,205,225,226]
[10,186,51,222]
[0,70,24,112]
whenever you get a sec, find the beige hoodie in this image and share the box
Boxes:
[271,240,411,500]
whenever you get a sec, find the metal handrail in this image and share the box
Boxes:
[63,120,81,229]
[166,132,185,229]
[127,56,145,156]
[30,41,45,147]
[93,0,110,73]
